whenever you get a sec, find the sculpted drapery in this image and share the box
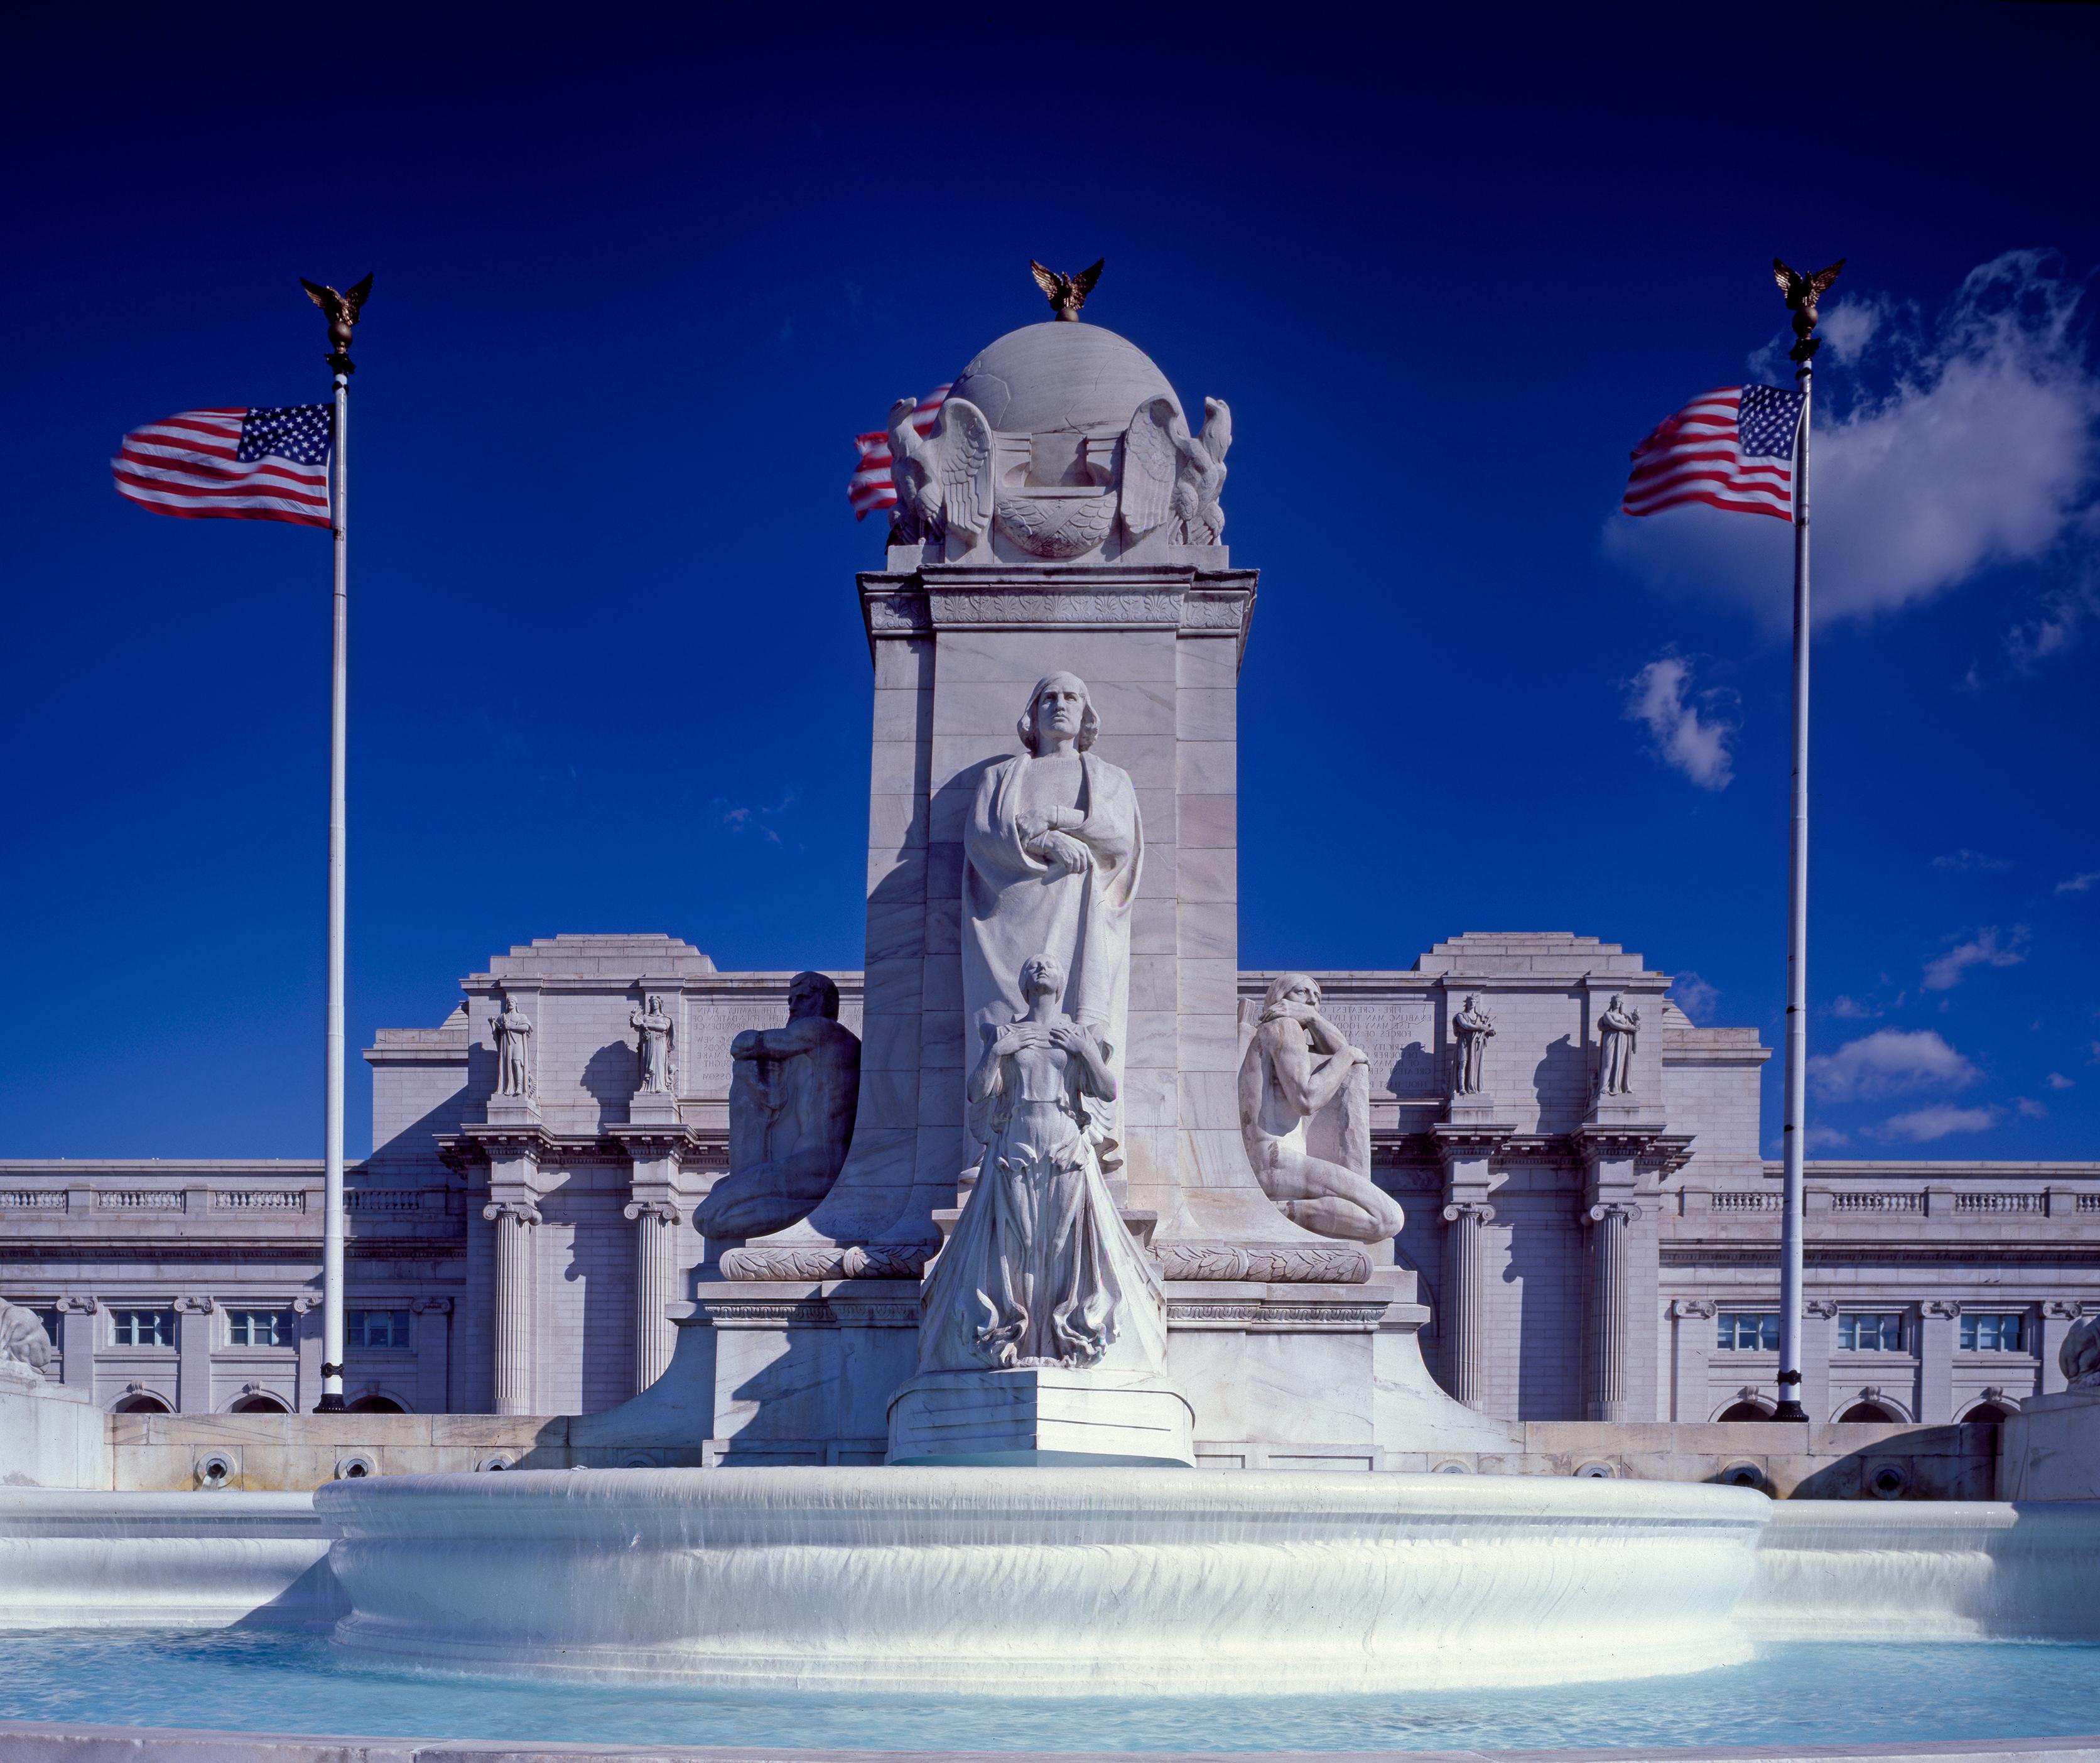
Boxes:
[961,673,1142,1170]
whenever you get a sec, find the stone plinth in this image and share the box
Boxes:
[887,1367,1194,1466]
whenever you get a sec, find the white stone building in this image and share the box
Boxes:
[5,931,2092,1425]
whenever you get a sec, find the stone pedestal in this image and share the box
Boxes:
[887,1367,1194,1467]
[2000,1384,2100,1500]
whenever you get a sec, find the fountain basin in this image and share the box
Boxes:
[317,1466,1769,1696]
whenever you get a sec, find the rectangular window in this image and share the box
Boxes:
[226,1309,296,1348]
[1716,1312,1779,1351]
[1839,1312,1905,1352]
[32,1308,62,1346]
[109,1308,176,1347]
[1960,1313,2025,1352]
[347,1309,411,1350]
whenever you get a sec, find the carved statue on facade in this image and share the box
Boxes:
[1594,994,1642,1099]
[1120,396,1232,545]
[631,994,676,1095]
[1451,994,1496,1096]
[492,996,534,1099]
[1238,973,1405,1244]
[963,673,1142,1172]
[698,971,862,1241]
[0,1299,54,1377]
[917,953,1165,1374]
[2063,1315,2100,1389]
[887,394,994,550]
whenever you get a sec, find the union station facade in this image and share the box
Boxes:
[5,931,2092,1429]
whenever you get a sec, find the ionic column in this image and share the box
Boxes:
[1584,1202,1635,1421]
[624,1200,681,1393]
[1439,1202,1495,1409]
[482,1200,541,1414]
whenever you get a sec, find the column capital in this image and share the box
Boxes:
[56,1295,98,1314]
[623,1198,682,1225]
[1583,1200,1642,1227]
[482,1199,543,1227]
[1805,1299,1838,1318]
[412,1296,454,1314]
[173,1294,215,1315]
[1924,1299,1962,1320]
[1669,1297,1715,1320]
[1440,1200,1497,1224]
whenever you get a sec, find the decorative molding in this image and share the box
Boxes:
[1805,1299,1839,1318]
[411,1296,454,1315]
[1164,1299,1392,1330]
[2046,1300,2084,1319]
[290,1296,322,1315]
[1669,1298,1716,1320]
[56,1296,97,1315]
[172,1295,214,1315]
[1925,1299,1962,1318]
[1153,1243,1373,1285]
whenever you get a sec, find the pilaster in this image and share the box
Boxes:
[1802,1299,1836,1419]
[612,1123,701,1396]
[1920,1299,1959,1423]
[174,1295,214,1414]
[1667,1298,1714,1420]
[56,1296,96,1394]
[1433,1115,1511,1412]
[412,1296,453,1413]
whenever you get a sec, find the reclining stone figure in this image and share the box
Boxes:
[698,970,860,1242]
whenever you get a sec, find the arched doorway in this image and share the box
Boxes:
[347,1394,406,1413]
[109,1391,170,1414]
[1962,1401,2013,1424]
[1716,1400,1770,1422]
[1838,1400,1902,1423]
[229,1393,289,1414]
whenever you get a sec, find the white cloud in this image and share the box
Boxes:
[2047,1071,2075,1090]
[1805,1124,1851,1150]
[2016,1097,2049,1120]
[1669,971,1719,1022]
[1623,654,1735,789]
[1830,994,1878,1020]
[1933,849,2010,872]
[1605,251,2100,631]
[1817,298,1884,367]
[2058,871,2100,894]
[1922,925,2030,991]
[1809,1028,1980,1101]
[1875,1105,2000,1143]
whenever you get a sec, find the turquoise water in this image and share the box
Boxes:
[3,1632,2100,1752]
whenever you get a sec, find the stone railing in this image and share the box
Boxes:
[93,1190,185,1212]
[2080,1195,2100,1215]
[345,1191,431,1215]
[1711,1192,1780,1212]
[213,1190,307,1212]
[0,1189,67,1210]
[1953,1192,2045,1214]
[1829,1191,1925,1213]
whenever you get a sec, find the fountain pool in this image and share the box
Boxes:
[3,1629,2100,1754]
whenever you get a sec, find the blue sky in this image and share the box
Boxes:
[2,7,2095,1163]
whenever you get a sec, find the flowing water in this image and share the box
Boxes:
[3,1629,2099,1752]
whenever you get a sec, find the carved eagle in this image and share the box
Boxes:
[1030,258,1103,322]
[887,394,995,550]
[1772,258,1844,324]
[1119,396,1232,546]
[300,273,374,353]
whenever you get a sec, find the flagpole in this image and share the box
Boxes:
[1772,257,1840,1424]
[305,276,370,1413]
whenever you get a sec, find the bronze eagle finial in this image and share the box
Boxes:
[300,272,374,373]
[1772,257,1844,364]
[1029,258,1104,322]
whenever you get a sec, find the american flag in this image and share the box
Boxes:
[847,384,949,519]
[112,405,333,528]
[1622,384,1804,521]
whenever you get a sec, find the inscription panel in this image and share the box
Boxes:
[1321,1002,1437,1097]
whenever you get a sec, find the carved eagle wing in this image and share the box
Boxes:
[934,397,995,546]
[1118,396,1180,540]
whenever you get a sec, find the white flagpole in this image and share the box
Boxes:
[303,274,369,1414]
[1772,257,1839,1424]
[1775,359,1812,1423]
[318,358,349,1413]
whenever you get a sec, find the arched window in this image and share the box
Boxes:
[347,1394,406,1413]
[229,1392,289,1414]
[110,1391,171,1414]
[1962,1401,2013,1424]
[1839,1400,1900,1423]
[1716,1400,1769,1422]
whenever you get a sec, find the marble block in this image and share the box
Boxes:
[626,1090,681,1127]
[887,1367,1194,1467]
